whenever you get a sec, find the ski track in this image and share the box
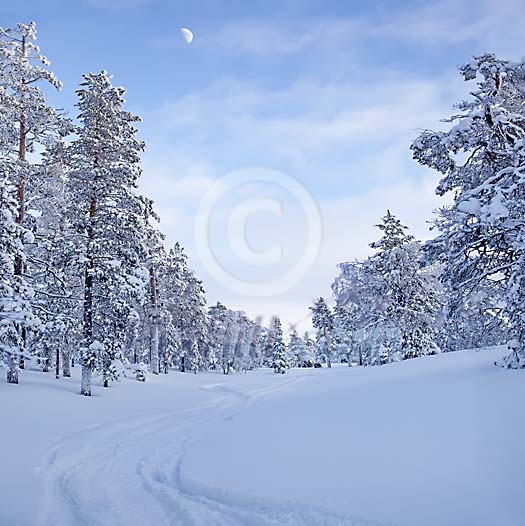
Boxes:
[36,374,392,526]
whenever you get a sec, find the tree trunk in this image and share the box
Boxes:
[42,345,50,372]
[12,35,27,378]
[55,345,60,379]
[62,350,71,377]
[149,262,159,375]
[81,194,97,396]
[19,329,25,369]
[81,365,92,396]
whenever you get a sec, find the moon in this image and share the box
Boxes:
[180,28,194,44]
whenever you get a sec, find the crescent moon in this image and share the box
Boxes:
[180,28,194,44]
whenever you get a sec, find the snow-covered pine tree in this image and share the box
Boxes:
[158,243,185,369]
[180,263,207,374]
[0,21,65,379]
[247,325,264,369]
[0,162,34,382]
[188,339,203,373]
[412,54,525,367]
[143,204,163,375]
[208,301,228,372]
[303,331,316,366]
[310,297,334,367]
[67,71,149,395]
[234,312,260,372]
[334,303,359,366]
[232,312,248,372]
[154,248,182,375]
[286,329,304,367]
[158,307,181,374]
[271,317,287,374]
[30,141,79,379]
[366,212,440,361]
[160,243,207,373]
[440,281,506,353]
[332,260,378,366]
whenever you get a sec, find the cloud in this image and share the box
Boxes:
[370,0,525,54]
[153,71,463,179]
[209,19,359,57]
[204,0,525,59]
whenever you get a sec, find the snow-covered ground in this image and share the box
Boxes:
[1,346,523,526]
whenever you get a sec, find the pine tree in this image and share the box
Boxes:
[260,327,276,368]
[31,143,79,379]
[412,54,524,366]
[208,302,229,372]
[303,331,316,365]
[332,261,374,366]
[370,210,413,251]
[0,164,34,382]
[67,72,149,395]
[248,327,264,369]
[334,303,359,366]
[310,297,334,367]
[143,208,163,375]
[287,330,305,367]
[160,243,207,373]
[366,212,440,361]
[271,317,287,373]
[0,21,65,380]
[158,308,181,374]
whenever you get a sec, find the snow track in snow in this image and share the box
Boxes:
[36,376,386,526]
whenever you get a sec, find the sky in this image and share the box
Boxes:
[2,0,525,332]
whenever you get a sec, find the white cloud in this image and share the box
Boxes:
[204,0,525,59]
[152,71,463,180]
[370,0,525,55]
[209,19,359,57]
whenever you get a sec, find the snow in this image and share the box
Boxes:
[458,197,481,215]
[0,347,523,526]
[482,190,510,223]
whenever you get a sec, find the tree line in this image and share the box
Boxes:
[1,24,523,398]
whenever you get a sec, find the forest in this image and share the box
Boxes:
[1,22,524,401]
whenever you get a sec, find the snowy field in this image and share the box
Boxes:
[1,346,523,526]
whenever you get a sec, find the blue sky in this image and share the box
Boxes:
[2,0,524,331]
